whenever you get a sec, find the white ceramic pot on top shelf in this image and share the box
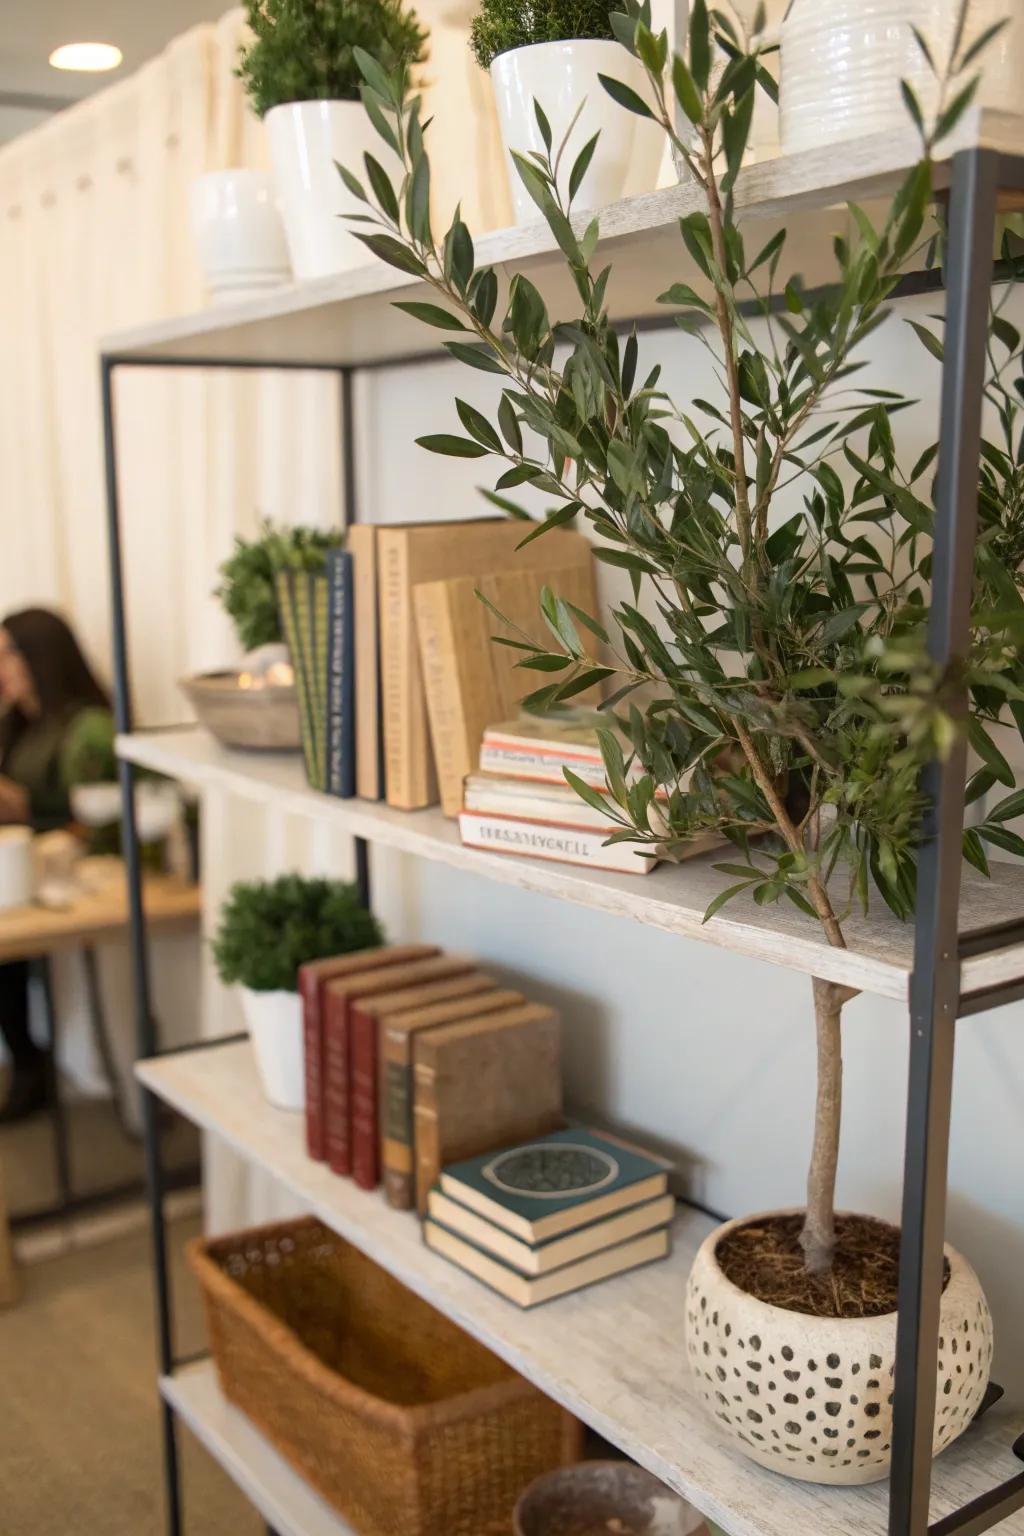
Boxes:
[266,100,401,280]
[780,0,1024,158]
[190,169,290,302]
[490,40,664,225]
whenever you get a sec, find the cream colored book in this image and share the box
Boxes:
[415,560,599,817]
[427,1189,676,1276]
[423,1223,671,1307]
[378,520,594,810]
[347,524,383,801]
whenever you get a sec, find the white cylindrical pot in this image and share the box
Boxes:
[0,826,33,912]
[266,100,399,280]
[781,0,1024,157]
[190,169,290,301]
[490,41,663,224]
[240,987,305,1111]
[686,1211,993,1486]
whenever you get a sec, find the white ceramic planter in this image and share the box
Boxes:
[781,0,1024,158]
[266,100,400,280]
[490,41,663,224]
[686,1211,993,1486]
[190,169,290,302]
[240,987,305,1111]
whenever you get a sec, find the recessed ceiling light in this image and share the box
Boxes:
[49,42,123,73]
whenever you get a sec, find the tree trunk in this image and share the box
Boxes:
[800,977,859,1274]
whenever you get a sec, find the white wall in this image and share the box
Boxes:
[352,286,1024,1403]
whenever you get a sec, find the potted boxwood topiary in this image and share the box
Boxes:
[238,0,427,278]
[182,520,343,752]
[213,873,382,1109]
[340,0,1013,1484]
[471,0,663,223]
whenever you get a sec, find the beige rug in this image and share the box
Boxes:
[0,1215,261,1535]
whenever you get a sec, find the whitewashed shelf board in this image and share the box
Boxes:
[141,1040,1024,1536]
[162,1360,355,1536]
[118,727,1024,1004]
[100,110,1022,370]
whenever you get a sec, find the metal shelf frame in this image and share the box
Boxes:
[101,142,1024,1536]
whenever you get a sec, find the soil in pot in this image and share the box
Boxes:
[716,1212,950,1320]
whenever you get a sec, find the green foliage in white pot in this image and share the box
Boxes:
[337,0,1022,1279]
[212,874,383,992]
[238,0,427,114]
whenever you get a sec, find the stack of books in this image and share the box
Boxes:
[458,712,661,876]
[299,944,563,1209]
[424,1126,675,1307]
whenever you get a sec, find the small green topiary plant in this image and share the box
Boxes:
[215,520,344,653]
[469,0,616,70]
[212,874,383,992]
[238,0,427,114]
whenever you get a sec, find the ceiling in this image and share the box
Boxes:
[0,0,228,144]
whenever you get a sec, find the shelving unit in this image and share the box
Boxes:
[103,107,1024,1536]
[138,1038,1024,1536]
[161,1361,355,1536]
[118,725,1024,1009]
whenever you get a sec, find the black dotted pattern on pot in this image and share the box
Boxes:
[685,1279,994,1477]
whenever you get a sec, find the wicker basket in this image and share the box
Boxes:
[188,1217,582,1536]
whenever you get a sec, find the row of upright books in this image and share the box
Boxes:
[297,517,599,805]
[298,941,674,1306]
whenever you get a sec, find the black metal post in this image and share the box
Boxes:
[101,356,183,1536]
[340,365,372,910]
[888,149,1000,1536]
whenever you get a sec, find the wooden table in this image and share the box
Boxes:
[0,859,201,1303]
[0,858,201,964]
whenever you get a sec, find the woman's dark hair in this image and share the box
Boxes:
[0,608,109,765]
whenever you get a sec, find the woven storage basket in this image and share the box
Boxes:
[189,1216,582,1536]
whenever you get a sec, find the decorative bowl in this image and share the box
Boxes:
[514,1462,707,1536]
[180,671,302,752]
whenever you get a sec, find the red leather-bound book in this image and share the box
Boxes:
[324,953,475,1180]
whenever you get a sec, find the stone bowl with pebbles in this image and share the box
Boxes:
[685,1209,992,1486]
[513,1462,708,1536]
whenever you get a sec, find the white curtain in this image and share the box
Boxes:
[0,3,509,1204]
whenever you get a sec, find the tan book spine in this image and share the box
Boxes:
[381,986,524,1209]
[377,528,411,807]
[414,581,475,818]
[347,525,381,801]
[412,1005,562,1214]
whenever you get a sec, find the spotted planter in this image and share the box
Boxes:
[685,1211,993,1486]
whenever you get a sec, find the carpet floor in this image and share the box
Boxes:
[0,1216,261,1535]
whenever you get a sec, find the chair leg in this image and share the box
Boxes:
[0,1154,18,1308]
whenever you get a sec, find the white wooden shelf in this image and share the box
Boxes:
[140,1039,1024,1536]
[119,726,1024,1004]
[100,110,1022,370]
[162,1359,355,1536]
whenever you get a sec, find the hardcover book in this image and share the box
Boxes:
[324,546,355,798]
[412,1003,562,1213]
[424,1222,671,1308]
[276,567,330,791]
[380,986,526,1210]
[346,524,384,801]
[479,711,629,790]
[427,1188,676,1276]
[458,809,660,876]
[414,558,598,817]
[436,1126,670,1243]
[348,970,497,1192]
[323,953,474,1176]
[298,946,392,1161]
[377,520,594,810]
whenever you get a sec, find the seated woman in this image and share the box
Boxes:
[0,608,113,1121]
